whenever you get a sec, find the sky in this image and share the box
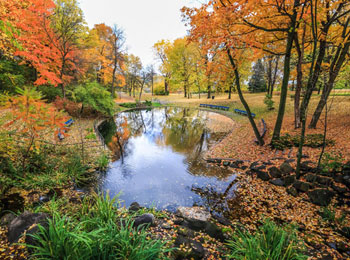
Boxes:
[79,0,200,67]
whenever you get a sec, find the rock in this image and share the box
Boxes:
[305,174,318,183]
[177,227,195,238]
[256,165,266,170]
[307,189,335,206]
[0,213,16,226]
[213,215,231,226]
[129,202,141,212]
[250,161,259,169]
[269,167,283,178]
[7,211,49,244]
[241,166,248,170]
[257,171,271,181]
[204,222,225,241]
[39,196,50,203]
[293,181,311,192]
[283,175,296,186]
[133,213,155,228]
[0,193,25,214]
[340,226,350,239]
[230,162,240,169]
[332,183,348,194]
[317,176,333,186]
[300,161,317,173]
[177,207,210,230]
[285,159,295,163]
[287,187,298,197]
[223,161,230,167]
[161,223,172,230]
[269,178,285,187]
[280,162,294,175]
[174,235,205,260]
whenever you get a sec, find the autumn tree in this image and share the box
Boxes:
[153,40,172,94]
[46,0,87,97]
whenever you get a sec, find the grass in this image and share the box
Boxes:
[226,220,308,260]
[28,193,171,260]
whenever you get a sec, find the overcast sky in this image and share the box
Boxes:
[79,0,200,67]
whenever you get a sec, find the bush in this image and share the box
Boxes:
[264,94,275,110]
[226,220,307,260]
[72,82,115,116]
[37,85,62,102]
[28,194,170,260]
[154,84,169,96]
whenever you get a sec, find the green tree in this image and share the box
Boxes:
[248,59,266,93]
[73,82,115,116]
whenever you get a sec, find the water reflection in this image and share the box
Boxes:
[98,107,236,211]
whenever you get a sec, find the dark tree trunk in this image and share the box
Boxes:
[309,41,350,128]
[227,48,264,146]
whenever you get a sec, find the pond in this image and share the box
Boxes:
[98,107,237,212]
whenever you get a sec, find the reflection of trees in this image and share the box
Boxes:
[162,108,209,154]
[105,117,130,162]
[191,178,238,217]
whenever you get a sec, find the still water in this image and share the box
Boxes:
[98,107,236,212]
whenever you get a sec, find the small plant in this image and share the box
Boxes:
[264,94,275,110]
[271,133,335,150]
[320,152,344,173]
[319,207,346,225]
[96,152,109,171]
[28,194,170,260]
[226,220,307,260]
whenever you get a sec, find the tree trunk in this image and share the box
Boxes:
[227,48,264,146]
[309,41,350,128]
[228,83,232,99]
[271,28,295,142]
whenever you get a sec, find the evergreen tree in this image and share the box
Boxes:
[248,59,266,93]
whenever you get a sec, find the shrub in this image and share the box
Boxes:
[226,220,307,260]
[154,84,169,96]
[72,82,115,116]
[264,94,275,110]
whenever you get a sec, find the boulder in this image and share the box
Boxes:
[269,167,283,178]
[305,174,318,183]
[174,235,205,260]
[223,161,230,167]
[280,162,294,175]
[269,178,285,187]
[340,226,350,239]
[0,213,16,226]
[204,222,225,241]
[283,175,296,186]
[317,176,333,186]
[287,187,298,197]
[257,171,271,181]
[129,202,141,212]
[177,207,210,230]
[250,162,259,169]
[307,189,335,206]
[134,213,155,228]
[293,181,312,192]
[7,211,49,244]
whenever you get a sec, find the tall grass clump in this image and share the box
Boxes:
[27,193,170,260]
[226,220,308,260]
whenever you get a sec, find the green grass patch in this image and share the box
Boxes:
[271,133,335,150]
[226,220,307,260]
[28,193,171,260]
